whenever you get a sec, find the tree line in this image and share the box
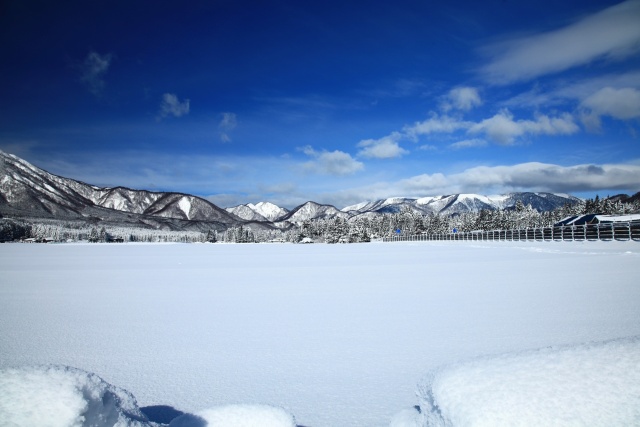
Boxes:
[282,196,639,243]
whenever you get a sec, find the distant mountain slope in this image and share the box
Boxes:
[1,150,99,217]
[0,150,242,228]
[344,192,581,216]
[250,202,289,221]
[277,201,350,223]
[226,202,290,222]
[226,204,270,222]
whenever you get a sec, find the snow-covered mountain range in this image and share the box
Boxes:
[0,150,245,231]
[342,193,582,217]
[1,150,583,230]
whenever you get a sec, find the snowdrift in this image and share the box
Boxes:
[2,335,640,427]
[408,336,640,427]
[0,365,296,427]
[0,365,149,427]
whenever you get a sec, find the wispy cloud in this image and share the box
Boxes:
[218,112,238,142]
[404,114,472,140]
[442,87,482,111]
[449,138,487,150]
[479,0,640,83]
[158,93,190,120]
[502,71,640,109]
[300,146,364,175]
[31,150,301,197]
[357,132,408,159]
[80,51,113,96]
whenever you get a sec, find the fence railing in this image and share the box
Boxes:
[382,221,640,243]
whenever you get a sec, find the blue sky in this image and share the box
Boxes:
[1,0,639,209]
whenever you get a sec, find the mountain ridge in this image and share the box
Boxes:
[0,150,246,230]
[1,150,587,229]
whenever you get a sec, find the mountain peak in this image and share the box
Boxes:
[0,151,241,229]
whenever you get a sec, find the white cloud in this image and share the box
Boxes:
[334,161,640,202]
[449,138,487,149]
[366,108,580,151]
[581,87,640,120]
[301,146,364,175]
[469,110,579,145]
[357,132,409,159]
[443,87,482,111]
[479,0,640,83]
[158,93,190,119]
[404,114,472,140]
[80,51,113,96]
[452,162,640,193]
[308,162,640,206]
[218,112,238,142]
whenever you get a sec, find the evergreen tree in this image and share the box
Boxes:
[98,227,107,242]
[89,227,100,243]
[205,229,217,243]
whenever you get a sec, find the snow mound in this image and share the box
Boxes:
[0,365,298,427]
[413,336,640,427]
[169,404,296,427]
[0,365,150,427]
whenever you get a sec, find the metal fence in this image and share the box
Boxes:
[382,221,640,243]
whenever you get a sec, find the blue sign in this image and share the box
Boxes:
[452,228,458,233]
[395,229,401,234]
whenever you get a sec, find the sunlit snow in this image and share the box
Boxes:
[1,241,639,426]
[0,365,149,427]
[178,197,192,220]
[169,404,296,427]
[413,336,640,427]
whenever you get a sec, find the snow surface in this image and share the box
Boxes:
[410,336,640,427]
[0,365,149,427]
[169,404,296,427]
[1,241,639,426]
[178,197,192,220]
[0,365,297,427]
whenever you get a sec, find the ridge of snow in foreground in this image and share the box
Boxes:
[2,335,640,426]
[391,335,640,427]
[0,365,297,427]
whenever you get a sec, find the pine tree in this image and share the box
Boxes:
[205,229,217,243]
[89,227,100,243]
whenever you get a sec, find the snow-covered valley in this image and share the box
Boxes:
[1,241,639,426]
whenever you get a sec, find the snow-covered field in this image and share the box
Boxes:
[1,241,639,426]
